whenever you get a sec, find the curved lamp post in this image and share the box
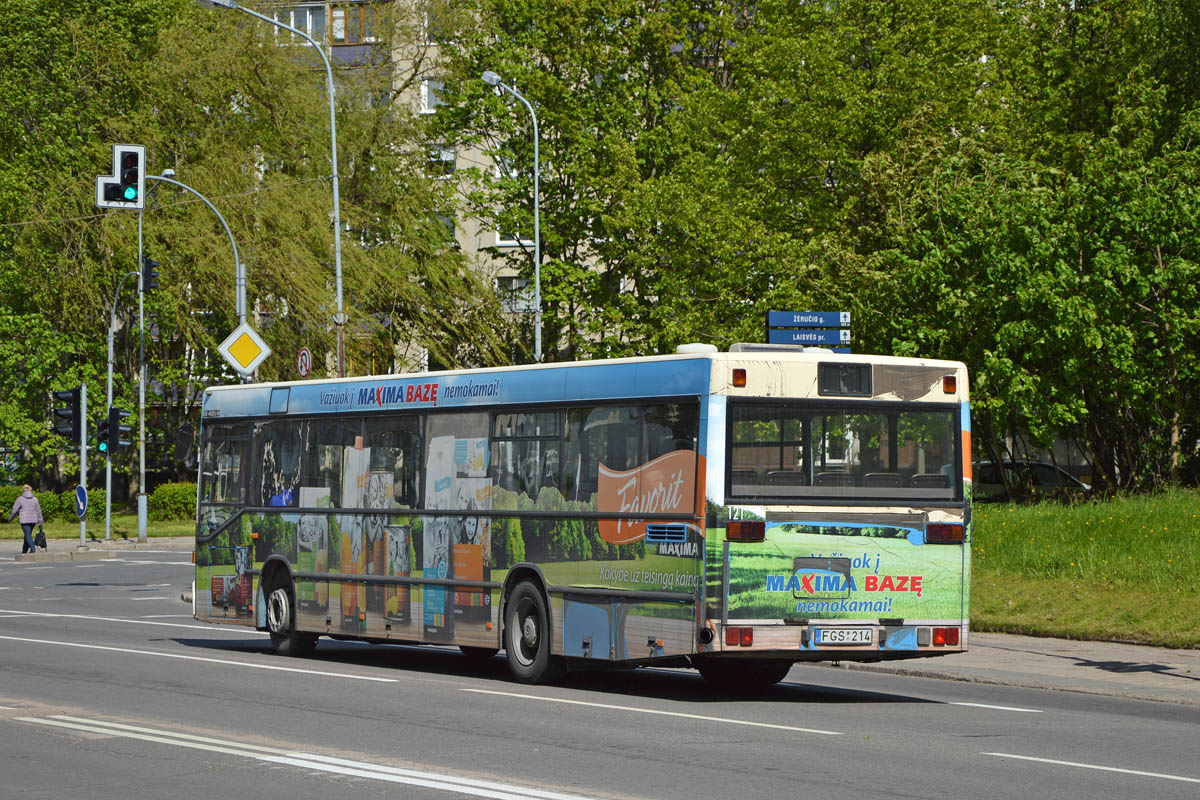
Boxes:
[197,0,346,376]
[482,70,542,362]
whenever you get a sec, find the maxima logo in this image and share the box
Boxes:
[765,569,857,598]
[764,557,855,599]
[321,383,439,408]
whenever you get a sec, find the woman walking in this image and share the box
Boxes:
[9,485,44,554]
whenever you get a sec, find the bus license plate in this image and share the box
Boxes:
[814,628,872,645]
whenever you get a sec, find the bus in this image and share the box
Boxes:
[193,343,971,686]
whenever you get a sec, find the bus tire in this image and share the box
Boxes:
[696,657,792,688]
[504,581,562,684]
[266,575,317,658]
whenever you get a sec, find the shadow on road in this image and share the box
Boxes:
[171,636,937,706]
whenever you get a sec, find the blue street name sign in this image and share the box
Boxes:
[768,328,851,346]
[74,485,88,520]
[767,311,850,329]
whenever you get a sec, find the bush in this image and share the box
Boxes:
[37,490,61,521]
[0,485,20,517]
[149,482,197,521]
[85,488,106,522]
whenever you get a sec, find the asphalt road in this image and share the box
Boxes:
[1,551,1197,800]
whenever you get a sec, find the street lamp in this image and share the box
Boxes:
[196,0,346,377]
[482,69,542,362]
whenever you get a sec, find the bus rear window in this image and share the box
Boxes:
[728,401,959,502]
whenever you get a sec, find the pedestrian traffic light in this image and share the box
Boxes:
[96,418,111,455]
[107,407,133,451]
[53,387,81,445]
[142,257,160,293]
[95,144,146,211]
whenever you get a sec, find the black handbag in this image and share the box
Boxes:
[34,524,46,550]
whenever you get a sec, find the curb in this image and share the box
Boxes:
[14,549,115,563]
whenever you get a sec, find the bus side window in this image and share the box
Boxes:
[300,419,360,508]
[491,410,561,504]
[364,416,422,507]
[563,406,639,503]
[255,420,303,506]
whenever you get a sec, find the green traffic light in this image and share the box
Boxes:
[98,441,108,453]
[124,186,138,201]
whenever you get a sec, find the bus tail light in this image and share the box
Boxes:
[933,627,947,646]
[947,626,960,646]
[926,523,964,544]
[727,520,765,542]
[732,368,746,388]
[942,375,957,394]
[724,626,755,646]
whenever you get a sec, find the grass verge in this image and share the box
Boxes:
[973,488,1200,648]
[1,514,195,542]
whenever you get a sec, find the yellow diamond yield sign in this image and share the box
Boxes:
[218,322,271,376]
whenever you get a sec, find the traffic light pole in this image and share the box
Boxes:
[106,271,138,542]
[137,206,148,543]
[78,384,87,549]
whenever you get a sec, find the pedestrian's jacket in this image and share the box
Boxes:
[9,491,43,525]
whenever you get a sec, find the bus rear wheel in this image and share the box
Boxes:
[266,576,317,658]
[504,581,563,684]
[695,657,792,689]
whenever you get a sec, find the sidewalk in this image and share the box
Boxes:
[13,536,195,562]
[834,631,1200,706]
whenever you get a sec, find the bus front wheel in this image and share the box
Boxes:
[504,581,563,684]
[266,576,317,658]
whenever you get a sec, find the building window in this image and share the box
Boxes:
[331,3,376,45]
[420,78,446,114]
[274,4,326,43]
[497,275,534,313]
[421,8,453,44]
[426,144,456,178]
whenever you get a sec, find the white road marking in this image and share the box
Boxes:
[461,688,842,735]
[950,702,1042,713]
[0,608,263,635]
[20,715,602,800]
[0,634,395,683]
[127,596,172,601]
[984,752,1200,784]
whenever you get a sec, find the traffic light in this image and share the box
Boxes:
[142,257,160,293]
[107,407,133,451]
[96,418,111,455]
[53,387,81,445]
[95,144,146,210]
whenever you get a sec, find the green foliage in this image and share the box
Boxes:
[84,488,106,523]
[0,0,511,490]
[36,490,61,522]
[0,485,20,517]
[148,482,197,521]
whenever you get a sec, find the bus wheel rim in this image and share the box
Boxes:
[267,587,290,634]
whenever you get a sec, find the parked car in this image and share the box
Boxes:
[972,460,1091,502]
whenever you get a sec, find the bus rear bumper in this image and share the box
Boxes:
[704,621,968,659]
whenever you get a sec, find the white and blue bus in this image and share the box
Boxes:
[194,344,971,685]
